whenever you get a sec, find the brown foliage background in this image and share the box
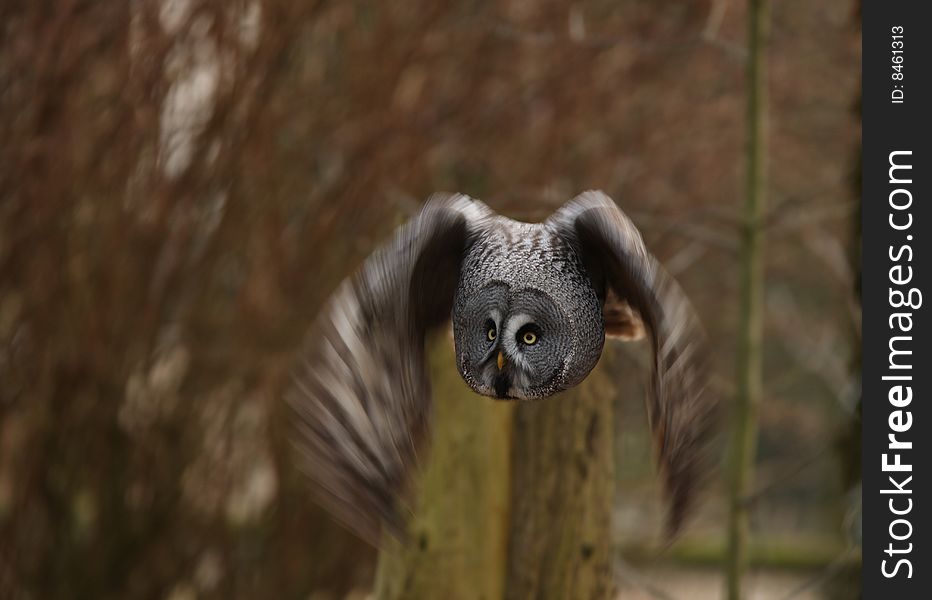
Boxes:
[1,1,858,598]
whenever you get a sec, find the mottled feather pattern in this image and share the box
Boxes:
[456,218,604,396]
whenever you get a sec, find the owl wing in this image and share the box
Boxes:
[287,194,493,544]
[548,190,719,537]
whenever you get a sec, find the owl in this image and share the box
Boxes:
[288,191,717,544]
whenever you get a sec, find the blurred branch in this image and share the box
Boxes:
[777,546,858,600]
[613,558,681,600]
[767,286,859,413]
[700,35,747,61]
[744,442,832,506]
[635,193,855,260]
[488,15,745,61]
[785,228,859,335]
[631,212,739,255]
[665,241,709,277]
[701,0,747,63]
[764,196,857,235]
[702,0,730,39]
[725,0,769,596]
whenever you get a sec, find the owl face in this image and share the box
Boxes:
[453,281,603,400]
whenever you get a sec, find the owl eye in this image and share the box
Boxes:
[517,325,540,346]
[486,321,497,341]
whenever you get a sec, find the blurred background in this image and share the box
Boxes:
[0,1,860,599]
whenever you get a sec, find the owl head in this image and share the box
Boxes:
[452,277,606,400]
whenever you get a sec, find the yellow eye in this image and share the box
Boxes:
[487,328,497,341]
[522,331,538,345]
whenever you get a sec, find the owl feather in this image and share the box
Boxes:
[289,190,717,543]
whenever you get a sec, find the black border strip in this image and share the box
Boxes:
[862,3,930,597]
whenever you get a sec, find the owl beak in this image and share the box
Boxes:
[497,351,505,371]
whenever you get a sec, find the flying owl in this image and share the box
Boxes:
[288,191,717,544]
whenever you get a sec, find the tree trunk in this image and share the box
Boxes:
[374,337,514,600]
[376,343,617,600]
[504,350,616,600]
[725,0,770,598]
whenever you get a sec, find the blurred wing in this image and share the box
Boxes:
[548,190,718,536]
[287,194,492,544]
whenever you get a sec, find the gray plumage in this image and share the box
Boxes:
[288,191,717,544]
